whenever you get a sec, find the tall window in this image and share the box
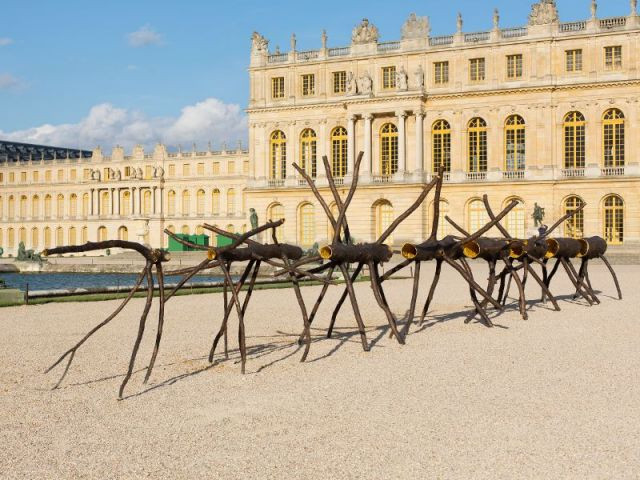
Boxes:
[118,226,128,241]
[98,226,108,242]
[57,194,64,218]
[469,58,485,82]
[432,120,451,173]
[82,193,89,217]
[8,228,15,248]
[467,118,488,172]
[19,195,27,219]
[507,54,523,79]
[505,115,526,171]
[68,227,77,245]
[301,73,315,96]
[604,46,622,70]
[298,203,315,247]
[435,200,450,237]
[603,109,625,167]
[81,227,88,244]
[197,163,205,176]
[270,130,287,179]
[504,198,526,239]
[212,189,220,214]
[434,61,449,84]
[56,227,64,247]
[143,190,152,215]
[382,66,396,89]
[468,199,489,233]
[31,228,39,249]
[268,203,285,241]
[8,196,15,219]
[375,201,394,244]
[0,196,3,219]
[121,191,130,216]
[167,190,176,216]
[603,195,624,245]
[564,112,586,169]
[43,227,51,249]
[227,189,235,215]
[183,164,190,177]
[69,194,77,218]
[44,195,52,218]
[19,227,26,245]
[196,189,205,215]
[566,49,583,72]
[380,123,398,176]
[331,127,348,178]
[333,71,347,94]
[272,77,285,99]
[300,128,317,178]
[100,191,109,216]
[32,195,40,218]
[564,196,585,238]
[182,190,190,216]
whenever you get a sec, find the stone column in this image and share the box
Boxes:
[132,187,138,216]
[152,186,158,215]
[364,114,373,175]
[415,111,425,172]
[115,188,120,216]
[397,111,407,177]
[90,188,95,216]
[110,188,115,216]
[347,114,356,175]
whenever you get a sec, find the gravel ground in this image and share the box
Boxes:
[1,262,639,479]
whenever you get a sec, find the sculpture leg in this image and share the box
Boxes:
[282,255,312,362]
[541,259,549,303]
[465,260,496,324]
[327,264,363,339]
[368,261,404,345]
[566,258,599,304]
[338,264,369,352]
[419,259,441,326]
[219,261,249,373]
[297,266,336,345]
[459,257,494,328]
[144,262,166,383]
[573,258,587,300]
[223,279,229,358]
[443,256,503,311]
[559,258,593,306]
[526,261,560,311]
[401,260,421,337]
[600,255,622,300]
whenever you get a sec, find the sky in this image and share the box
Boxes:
[0,0,633,151]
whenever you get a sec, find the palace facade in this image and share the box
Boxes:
[1,0,639,256]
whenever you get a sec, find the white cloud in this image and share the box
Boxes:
[0,73,21,90]
[127,25,163,47]
[0,98,247,151]
[0,37,13,46]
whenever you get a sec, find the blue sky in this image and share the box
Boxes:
[0,0,633,150]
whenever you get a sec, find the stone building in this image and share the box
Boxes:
[1,0,639,256]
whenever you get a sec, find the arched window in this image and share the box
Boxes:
[298,203,315,246]
[331,126,348,178]
[468,118,487,172]
[19,195,27,219]
[226,224,235,235]
[380,123,398,176]
[143,190,152,215]
[166,225,175,234]
[603,109,625,167]
[68,227,77,245]
[56,227,64,247]
[375,200,394,244]
[8,228,15,248]
[82,193,89,217]
[268,203,285,241]
[564,111,586,169]
[603,195,624,244]
[196,189,205,215]
[19,227,26,245]
[121,190,131,216]
[44,227,51,249]
[167,190,176,216]
[98,226,108,242]
[81,226,88,244]
[504,198,526,238]
[227,189,235,215]
[564,196,585,238]
[182,190,190,216]
[195,225,204,235]
[44,195,52,218]
[57,194,65,218]
[467,199,489,233]
[505,115,525,171]
[100,191,109,216]
[432,120,451,173]
[300,128,317,178]
[69,194,77,218]
[32,195,40,218]
[181,225,190,235]
[211,189,220,214]
[31,227,39,249]
[118,226,128,241]
[8,196,15,220]
[270,130,287,179]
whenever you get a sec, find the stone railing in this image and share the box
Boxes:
[372,174,392,184]
[500,26,528,38]
[297,50,319,62]
[502,170,525,180]
[297,178,307,187]
[465,171,487,181]
[377,41,401,53]
[267,53,288,64]
[601,166,625,176]
[328,46,350,57]
[465,31,490,43]
[560,21,587,33]
[333,177,345,186]
[267,178,285,188]
[561,168,585,178]
[429,35,454,46]
[600,16,627,30]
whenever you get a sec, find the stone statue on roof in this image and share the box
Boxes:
[528,0,559,25]
[352,18,379,44]
[401,13,430,39]
[251,32,269,54]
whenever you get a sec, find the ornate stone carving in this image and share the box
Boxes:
[591,0,597,19]
[396,65,408,91]
[321,29,327,49]
[493,8,500,29]
[457,12,463,33]
[290,33,296,52]
[251,32,269,54]
[401,13,430,39]
[413,65,425,90]
[346,71,358,95]
[528,0,559,25]
[91,169,101,181]
[358,72,373,95]
[351,18,379,44]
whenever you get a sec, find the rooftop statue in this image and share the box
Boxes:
[528,0,559,25]
[251,32,269,54]
[352,18,379,44]
[401,13,430,39]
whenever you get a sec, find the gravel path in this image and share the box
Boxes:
[1,263,638,479]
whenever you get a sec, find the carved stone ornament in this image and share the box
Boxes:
[251,31,269,54]
[401,13,430,39]
[358,72,373,95]
[528,0,559,26]
[351,18,379,44]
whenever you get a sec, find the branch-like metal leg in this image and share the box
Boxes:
[223,280,229,358]
[144,262,165,383]
[219,261,248,373]
[419,259,442,326]
[338,264,369,352]
[402,260,421,337]
[566,258,599,304]
[327,264,362,339]
[459,258,494,327]
[526,262,560,311]
[559,258,593,306]
[297,266,336,345]
[283,254,312,362]
[368,261,404,344]
[465,260,496,324]
[600,255,622,300]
